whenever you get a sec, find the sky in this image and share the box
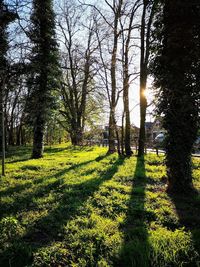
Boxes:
[6,0,156,129]
[116,79,155,128]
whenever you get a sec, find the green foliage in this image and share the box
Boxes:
[0,217,32,267]
[32,242,69,267]
[0,217,24,244]
[0,144,199,266]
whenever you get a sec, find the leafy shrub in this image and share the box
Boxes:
[0,216,24,244]
[32,242,69,267]
[0,217,32,267]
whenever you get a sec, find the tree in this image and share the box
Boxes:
[91,0,124,154]
[0,0,18,175]
[120,0,141,156]
[107,0,123,154]
[138,0,155,157]
[4,63,27,146]
[1,1,32,148]
[57,2,98,145]
[151,0,200,194]
[27,0,59,158]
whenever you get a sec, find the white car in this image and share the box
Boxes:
[154,133,165,143]
[154,134,200,153]
[193,137,200,153]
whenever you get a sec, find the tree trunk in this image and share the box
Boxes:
[121,111,125,155]
[0,82,5,176]
[1,102,5,176]
[123,66,132,156]
[21,127,26,146]
[138,73,147,157]
[121,2,136,157]
[152,0,199,194]
[32,119,45,158]
[107,110,116,154]
[0,88,3,153]
[28,0,59,158]
[16,124,22,146]
[8,124,15,146]
[138,0,148,157]
[70,126,83,146]
[124,81,132,156]
[165,0,198,194]
[166,147,194,194]
[107,1,123,155]
[115,125,121,155]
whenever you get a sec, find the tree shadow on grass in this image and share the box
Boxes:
[168,190,200,264]
[5,146,31,163]
[0,155,109,219]
[24,156,125,244]
[65,145,95,152]
[117,156,149,267]
[6,146,68,163]
[0,153,108,197]
[5,146,65,164]
[44,146,68,154]
[0,156,125,267]
[6,158,31,164]
[6,145,68,163]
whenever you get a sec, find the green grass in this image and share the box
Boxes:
[0,144,200,267]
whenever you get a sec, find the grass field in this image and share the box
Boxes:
[0,144,200,267]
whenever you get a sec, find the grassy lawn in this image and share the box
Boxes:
[0,144,200,267]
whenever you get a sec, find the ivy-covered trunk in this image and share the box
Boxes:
[166,130,195,194]
[27,0,59,159]
[152,0,200,194]
[32,119,45,158]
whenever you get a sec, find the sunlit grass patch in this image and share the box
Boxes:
[149,226,199,267]
[0,145,199,266]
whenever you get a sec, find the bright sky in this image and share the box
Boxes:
[116,79,154,128]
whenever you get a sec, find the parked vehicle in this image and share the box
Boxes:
[153,133,165,155]
[154,133,200,154]
[154,133,165,143]
[193,137,200,153]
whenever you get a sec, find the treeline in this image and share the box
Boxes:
[0,0,200,194]
[1,0,157,157]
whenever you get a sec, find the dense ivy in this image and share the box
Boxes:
[26,0,60,158]
[151,0,200,193]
